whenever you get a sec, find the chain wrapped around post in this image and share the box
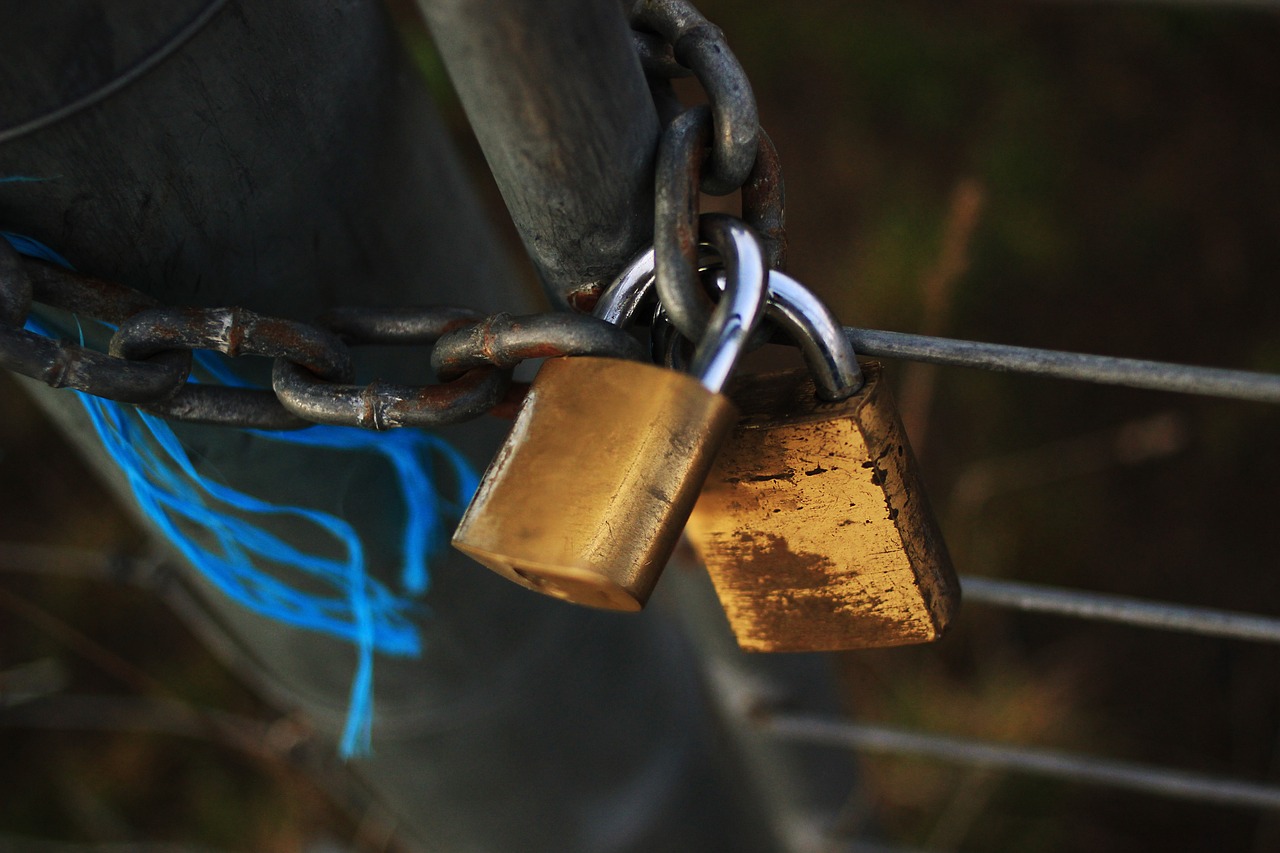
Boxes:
[0,242,662,430]
[0,242,193,404]
[0,0,804,431]
[630,0,789,351]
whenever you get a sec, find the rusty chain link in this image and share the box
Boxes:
[629,0,759,195]
[0,239,194,404]
[0,243,649,430]
[109,306,354,430]
[629,0,788,346]
[273,306,511,430]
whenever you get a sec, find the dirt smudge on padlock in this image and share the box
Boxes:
[646,485,672,506]
[718,533,931,651]
[730,531,836,591]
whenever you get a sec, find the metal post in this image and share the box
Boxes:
[1,2,770,850]
[415,0,661,307]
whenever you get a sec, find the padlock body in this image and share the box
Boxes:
[453,356,738,611]
[686,362,959,651]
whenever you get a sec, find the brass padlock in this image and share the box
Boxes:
[681,270,959,652]
[451,215,769,611]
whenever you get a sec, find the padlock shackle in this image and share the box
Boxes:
[594,214,768,394]
[654,267,864,402]
[764,270,864,401]
[689,214,768,393]
[594,247,654,327]
[594,243,718,328]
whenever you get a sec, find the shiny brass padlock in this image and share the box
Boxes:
[681,270,959,652]
[451,215,769,611]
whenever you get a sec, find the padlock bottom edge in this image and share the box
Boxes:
[451,539,645,613]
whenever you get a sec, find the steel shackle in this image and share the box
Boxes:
[594,212,769,392]
[755,269,863,401]
[656,267,863,402]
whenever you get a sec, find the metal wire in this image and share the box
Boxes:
[0,0,232,145]
[845,327,1280,404]
[961,576,1280,644]
[760,713,1280,811]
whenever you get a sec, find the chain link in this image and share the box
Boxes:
[273,306,510,430]
[0,249,655,431]
[431,312,648,381]
[629,0,759,195]
[0,243,194,404]
[631,0,790,350]
[107,306,350,429]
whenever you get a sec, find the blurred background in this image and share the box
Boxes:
[3,0,1280,850]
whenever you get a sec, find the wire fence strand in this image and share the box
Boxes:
[760,713,1280,811]
[961,575,1280,644]
[846,327,1280,404]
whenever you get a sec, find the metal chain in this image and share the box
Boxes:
[0,241,645,431]
[0,0,763,430]
[630,0,790,349]
[629,0,759,195]
[5,225,1280,431]
[4,0,1279,429]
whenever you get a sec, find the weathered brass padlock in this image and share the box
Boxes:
[451,216,769,611]
[682,271,959,652]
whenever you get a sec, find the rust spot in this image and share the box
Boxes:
[41,344,73,389]
[511,342,569,360]
[224,307,248,357]
[359,383,382,430]
[566,285,602,314]
[480,317,498,363]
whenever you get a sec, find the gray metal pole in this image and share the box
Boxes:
[415,0,661,307]
[0,2,768,850]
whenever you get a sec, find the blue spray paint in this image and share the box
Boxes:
[3,232,476,756]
